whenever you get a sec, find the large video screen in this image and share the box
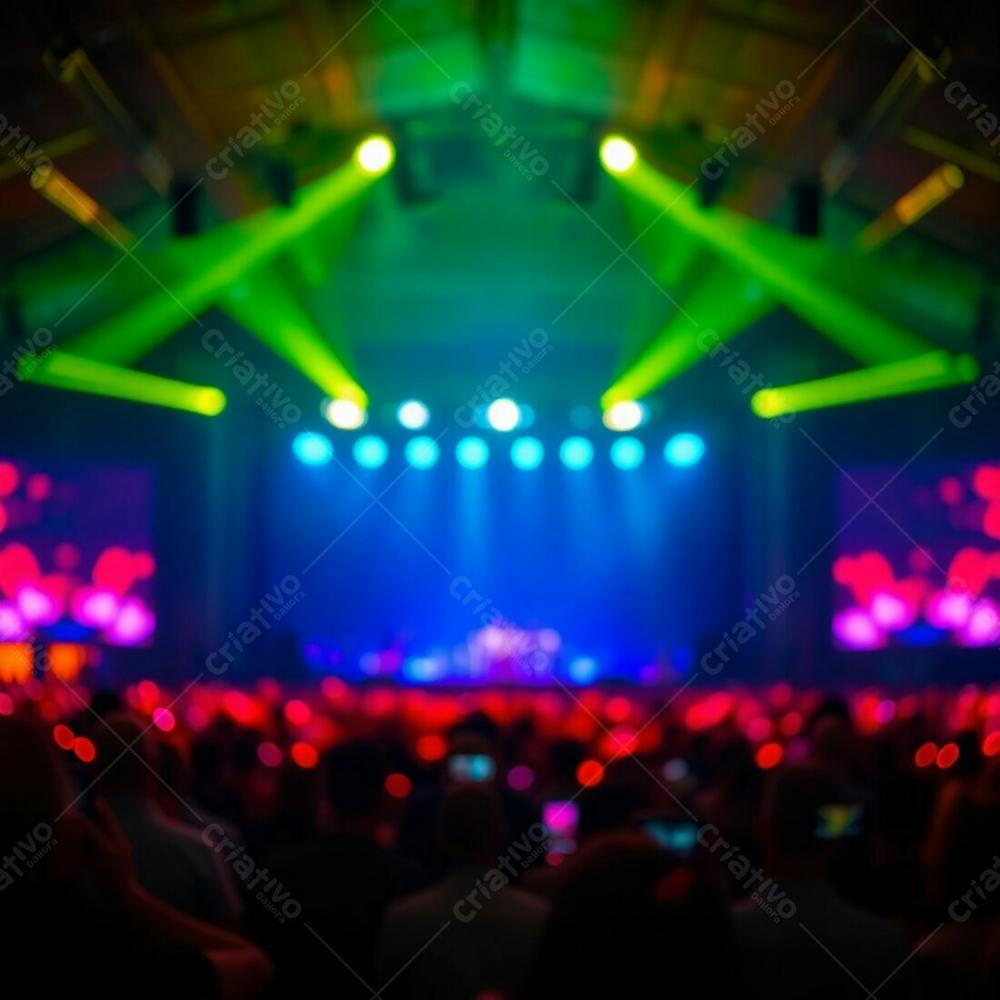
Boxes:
[0,457,155,647]
[833,461,1000,650]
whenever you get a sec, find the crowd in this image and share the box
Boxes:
[1,678,999,998]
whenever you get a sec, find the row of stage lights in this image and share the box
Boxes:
[293,429,705,471]
[324,397,656,434]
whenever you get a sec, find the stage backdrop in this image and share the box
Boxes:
[262,435,737,684]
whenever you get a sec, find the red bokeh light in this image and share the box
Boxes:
[152,707,175,732]
[983,732,1000,757]
[92,547,136,595]
[936,743,960,769]
[72,737,96,763]
[284,699,312,726]
[385,772,413,798]
[53,723,75,750]
[415,734,447,762]
[0,462,19,497]
[257,742,283,768]
[132,551,156,579]
[755,742,783,770]
[290,742,319,769]
[605,696,632,724]
[914,742,938,768]
[26,473,51,501]
[576,758,605,787]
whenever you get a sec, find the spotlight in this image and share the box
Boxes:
[355,135,395,175]
[599,135,637,175]
[353,435,388,469]
[405,436,440,469]
[603,399,646,431]
[456,437,489,469]
[511,437,545,471]
[560,437,594,470]
[293,431,333,466]
[664,432,705,467]
[486,398,521,432]
[610,437,645,470]
[324,397,367,430]
[397,399,430,430]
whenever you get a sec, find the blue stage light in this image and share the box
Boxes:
[664,432,706,467]
[487,397,521,431]
[568,656,599,684]
[456,436,489,469]
[610,436,645,470]
[353,435,388,469]
[405,435,440,469]
[397,399,430,430]
[560,437,594,470]
[510,436,544,470]
[292,431,333,466]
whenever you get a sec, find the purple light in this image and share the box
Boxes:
[0,602,24,641]
[72,587,120,628]
[869,590,915,632]
[927,588,973,630]
[833,607,886,650]
[106,598,155,646]
[959,598,1000,647]
[15,585,60,626]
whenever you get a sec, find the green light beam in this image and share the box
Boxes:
[24,352,226,415]
[750,350,979,417]
[222,267,366,406]
[55,158,381,367]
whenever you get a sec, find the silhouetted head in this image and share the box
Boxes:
[760,763,844,875]
[90,712,159,799]
[325,740,386,820]
[527,833,739,998]
[439,783,507,867]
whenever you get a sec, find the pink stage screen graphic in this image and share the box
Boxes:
[833,462,1000,650]
[0,457,155,647]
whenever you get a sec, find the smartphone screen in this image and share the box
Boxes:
[542,800,579,855]
[816,803,863,840]
[640,818,699,856]
[448,753,497,782]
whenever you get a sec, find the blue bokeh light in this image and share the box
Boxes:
[664,432,706,467]
[610,436,645,470]
[510,437,545,470]
[559,437,594,470]
[405,435,440,469]
[353,435,388,469]
[456,436,490,469]
[292,431,333,466]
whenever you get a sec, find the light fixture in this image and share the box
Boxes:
[456,437,490,469]
[353,435,388,469]
[603,400,646,431]
[664,433,705,467]
[610,437,645,470]
[324,397,367,430]
[599,135,638,175]
[293,432,333,466]
[560,437,594,470]
[511,437,545,470]
[486,398,521,432]
[405,436,440,469]
[355,135,395,175]
[397,399,430,430]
